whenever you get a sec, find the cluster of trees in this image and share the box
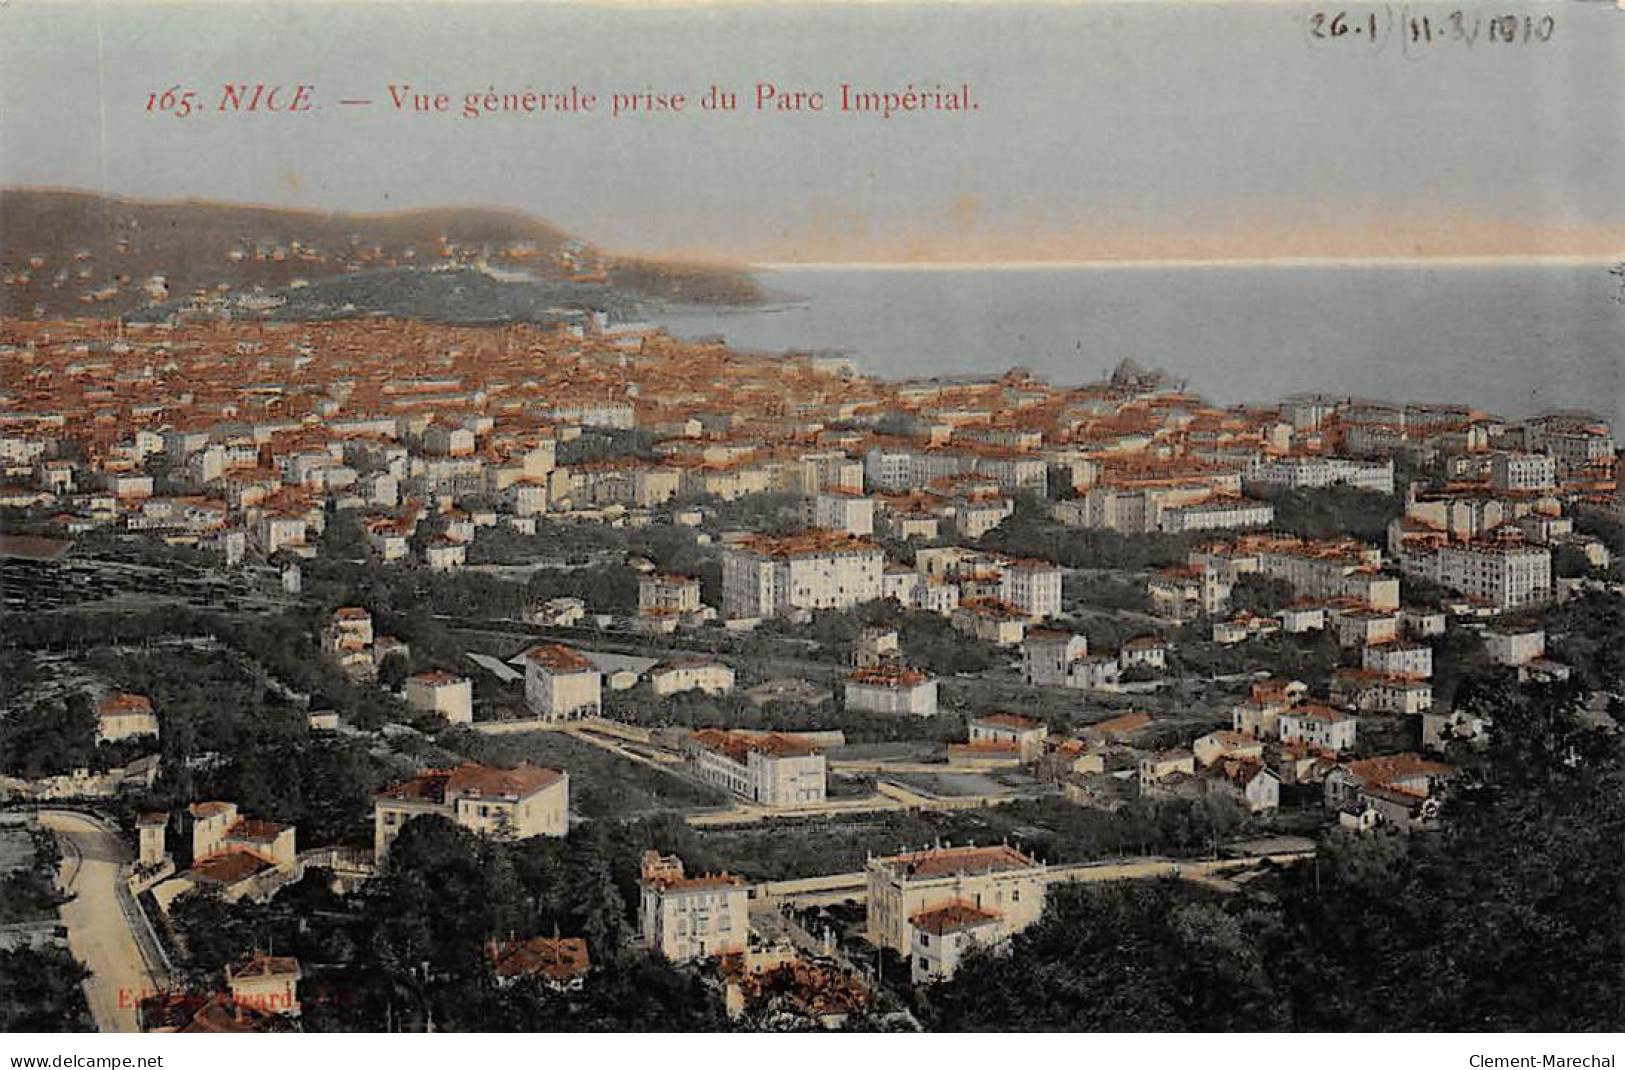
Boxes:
[1170,629,1343,688]
[1227,574,1297,617]
[0,690,99,779]
[924,679,1623,1031]
[0,825,69,925]
[0,948,92,1032]
[1248,483,1403,543]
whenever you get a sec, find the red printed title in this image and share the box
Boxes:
[146,81,980,121]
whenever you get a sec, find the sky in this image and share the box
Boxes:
[3,0,1624,264]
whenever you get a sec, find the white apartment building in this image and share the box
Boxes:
[720,531,884,619]
[638,572,703,617]
[1249,456,1395,494]
[806,492,875,537]
[523,643,603,721]
[685,730,827,807]
[638,852,749,963]
[373,762,568,861]
[1361,641,1433,680]
[1021,630,1089,687]
[1433,540,1552,610]
[1278,706,1359,753]
[999,559,1063,620]
[1541,429,1615,472]
[1489,451,1556,493]
[1158,497,1276,534]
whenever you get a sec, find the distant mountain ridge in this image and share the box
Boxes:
[0,189,760,320]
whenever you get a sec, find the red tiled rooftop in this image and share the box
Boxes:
[489,936,591,982]
[525,643,595,673]
[875,843,1041,881]
[378,761,564,804]
[191,850,272,886]
[910,900,1000,935]
[973,712,1044,731]
[97,692,153,715]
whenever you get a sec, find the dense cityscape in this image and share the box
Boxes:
[0,219,1621,1034]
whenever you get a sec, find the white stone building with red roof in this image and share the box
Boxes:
[866,843,1047,958]
[373,761,569,860]
[638,851,749,963]
[522,643,602,721]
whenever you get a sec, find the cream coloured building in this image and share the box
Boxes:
[402,670,473,725]
[806,491,875,537]
[523,643,602,721]
[967,713,1048,762]
[373,762,568,861]
[720,530,885,619]
[638,851,749,963]
[866,844,1047,958]
[685,729,827,806]
[649,658,736,697]
[95,692,160,743]
[910,901,1002,984]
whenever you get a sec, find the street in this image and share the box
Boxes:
[39,810,163,1033]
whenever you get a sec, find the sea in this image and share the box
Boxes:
[654,262,1624,423]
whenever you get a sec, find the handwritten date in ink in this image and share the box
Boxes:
[1307,8,1556,55]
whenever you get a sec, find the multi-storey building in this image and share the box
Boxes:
[1360,640,1433,680]
[1278,706,1358,753]
[1431,539,1552,610]
[1488,451,1556,493]
[998,558,1063,620]
[523,643,602,721]
[720,531,884,620]
[844,665,939,716]
[1248,456,1395,494]
[402,670,474,725]
[638,852,749,963]
[373,762,568,860]
[805,491,875,537]
[638,572,703,617]
[866,845,1047,974]
[1021,629,1089,687]
[684,729,827,807]
[95,692,160,743]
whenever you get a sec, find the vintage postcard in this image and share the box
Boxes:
[0,0,1620,1054]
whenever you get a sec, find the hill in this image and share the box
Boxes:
[0,189,759,320]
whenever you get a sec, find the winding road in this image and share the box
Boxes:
[39,810,163,1033]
